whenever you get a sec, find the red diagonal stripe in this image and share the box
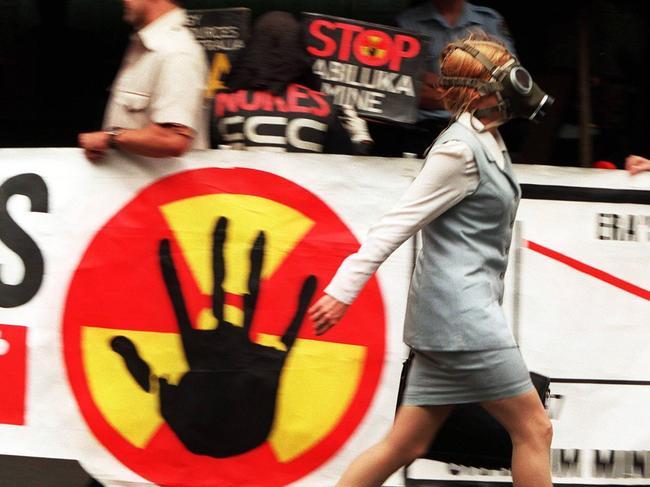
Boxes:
[524,240,650,301]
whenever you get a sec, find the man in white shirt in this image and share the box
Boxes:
[78,0,208,161]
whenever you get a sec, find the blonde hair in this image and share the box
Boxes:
[439,31,513,118]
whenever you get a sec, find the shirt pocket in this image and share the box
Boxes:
[113,90,151,113]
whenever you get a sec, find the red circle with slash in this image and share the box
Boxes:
[63,168,386,486]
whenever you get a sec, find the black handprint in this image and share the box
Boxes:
[111,216,317,457]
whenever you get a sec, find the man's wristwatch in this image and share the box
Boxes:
[105,128,124,149]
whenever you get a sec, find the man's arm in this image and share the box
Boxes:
[79,44,207,161]
[395,10,447,111]
[78,124,194,160]
[418,72,447,111]
[110,124,193,158]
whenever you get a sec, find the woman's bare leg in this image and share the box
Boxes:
[481,389,553,487]
[337,404,453,487]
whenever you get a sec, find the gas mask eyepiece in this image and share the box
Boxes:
[510,66,533,94]
[499,61,554,122]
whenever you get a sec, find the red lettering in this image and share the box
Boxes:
[257,92,274,112]
[249,92,266,112]
[273,94,288,113]
[310,91,331,118]
[215,85,332,118]
[308,18,422,70]
[307,19,337,58]
[214,92,239,117]
[240,91,261,111]
[286,85,311,114]
[0,324,27,425]
[248,91,272,112]
[335,22,364,62]
[390,34,421,71]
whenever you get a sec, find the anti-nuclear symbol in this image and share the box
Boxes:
[64,168,385,486]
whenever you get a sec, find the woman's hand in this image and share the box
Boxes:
[309,294,349,336]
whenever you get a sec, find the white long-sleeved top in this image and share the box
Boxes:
[324,113,508,304]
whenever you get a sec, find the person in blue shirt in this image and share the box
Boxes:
[398,0,515,123]
[373,0,516,157]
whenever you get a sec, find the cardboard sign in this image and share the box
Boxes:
[303,13,430,124]
[186,8,251,98]
[211,83,340,152]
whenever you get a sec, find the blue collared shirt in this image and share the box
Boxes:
[397,1,516,121]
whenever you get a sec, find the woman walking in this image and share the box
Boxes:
[309,32,554,487]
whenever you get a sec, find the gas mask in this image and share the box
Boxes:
[439,41,554,125]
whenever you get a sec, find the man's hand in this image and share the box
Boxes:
[78,131,110,162]
[309,294,349,336]
[419,72,446,111]
[625,155,650,175]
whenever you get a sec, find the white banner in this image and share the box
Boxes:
[0,149,649,486]
[0,148,416,487]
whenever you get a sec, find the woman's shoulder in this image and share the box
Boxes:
[430,139,472,157]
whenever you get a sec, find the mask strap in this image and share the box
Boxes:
[471,92,510,131]
[447,41,501,76]
[469,110,506,132]
[438,76,502,95]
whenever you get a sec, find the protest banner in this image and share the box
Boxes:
[0,150,649,486]
[186,8,251,98]
[303,13,430,124]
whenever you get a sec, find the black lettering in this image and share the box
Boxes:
[594,450,646,478]
[597,213,641,241]
[0,173,48,308]
[552,449,580,477]
[634,451,650,478]
[595,450,615,477]
[622,215,638,241]
[552,450,650,480]
[597,213,618,240]
[447,464,510,477]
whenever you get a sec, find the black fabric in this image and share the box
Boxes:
[224,11,315,96]
[0,455,96,486]
[368,118,447,158]
[323,106,358,155]
[397,350,550,470]
[211,84,355,154]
